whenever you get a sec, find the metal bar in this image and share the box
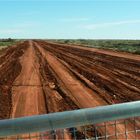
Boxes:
[1,101,140,137]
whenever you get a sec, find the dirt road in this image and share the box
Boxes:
[11,41,46,118]
[0,40,140,139]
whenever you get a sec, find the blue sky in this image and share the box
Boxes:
[0,0,140,39]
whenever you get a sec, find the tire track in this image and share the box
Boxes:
[35,40,140,139]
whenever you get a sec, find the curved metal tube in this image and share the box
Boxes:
[0,101,140,137]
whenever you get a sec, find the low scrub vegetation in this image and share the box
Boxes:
[51,39,140,54]
[0,38,18,50]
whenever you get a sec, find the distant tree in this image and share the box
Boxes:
[64,40,69,44]
[1,38,13,42]
[7,38,13,42]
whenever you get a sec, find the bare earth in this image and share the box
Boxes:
[0,40,140,139]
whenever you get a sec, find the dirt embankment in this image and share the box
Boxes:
[37,41,140,104]
[34,40,140,139]
[0,41,28,119]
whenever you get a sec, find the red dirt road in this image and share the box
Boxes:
[0,40,140,139]
[11,41,46,118]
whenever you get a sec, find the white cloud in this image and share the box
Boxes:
[82,20,140,30]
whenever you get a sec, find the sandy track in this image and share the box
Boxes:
[6,41,46,140]
[11,41,46,118]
